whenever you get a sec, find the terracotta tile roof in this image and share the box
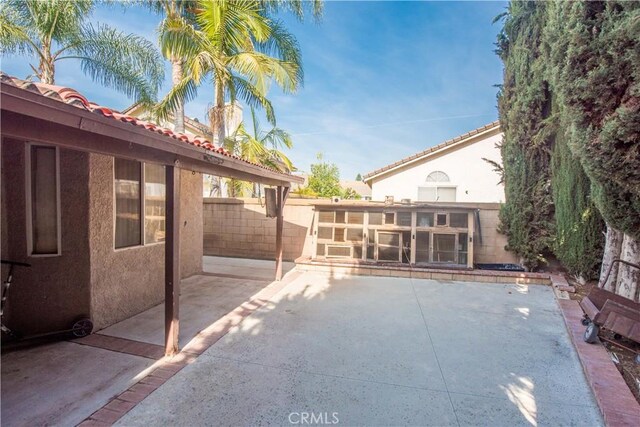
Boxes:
[362,120,501,181]
[0,72,282,173]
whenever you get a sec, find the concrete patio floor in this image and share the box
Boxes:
[118,271,603,426]
[1,256,291,426]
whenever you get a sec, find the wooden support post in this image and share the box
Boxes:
[275,186,284,281]
[165,165,181,356]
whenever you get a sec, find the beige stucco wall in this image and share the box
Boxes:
[370,131,505,203]
[202,199,517,265]
[1,138,203,334]
[203,198,314,261]
[1,139,92,334]
[88,155,203,330]
[179,170,204,278]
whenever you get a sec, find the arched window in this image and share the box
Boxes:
[426,171,450,183]
[418,171,456,202]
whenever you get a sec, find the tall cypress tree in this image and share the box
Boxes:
[496,1,555,270]
[497,0,638,296]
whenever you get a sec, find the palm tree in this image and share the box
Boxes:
[224,105,294,196]
[155,0,303,146]
[0,0,164,103]
[259,0,324,23]
[144,0,199,133]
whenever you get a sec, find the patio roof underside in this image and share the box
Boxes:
[0,82,303,187]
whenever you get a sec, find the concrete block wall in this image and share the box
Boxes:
[203,199,517,265]
[474,207,518,264]
[203,198,314,261]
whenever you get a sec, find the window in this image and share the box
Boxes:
[450,213,468,228]
[115,159,141,248]
[418,171,456,202]
[417,212,434,227]
[418,186,457,202]
[27,144,60,255]
[397,212,412,227]
[426,171,450,182]
[144,164,166,244]
[384,212,395,225]
[369,212,383,225]
[114,159,165,249]
[433,234,456,263]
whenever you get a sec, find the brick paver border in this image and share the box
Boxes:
[72,334,165,360]
[78,270,304,427]
[552,275,640,427]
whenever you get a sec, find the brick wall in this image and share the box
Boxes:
[203,198,517,264]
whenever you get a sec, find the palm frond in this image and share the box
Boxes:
[259,0,324,23]
[229,75,276,124]
[158,12,203,60]
[254,18,303,84]
[0,12,37,56]
[70,23,164,103]
[154,75,199,122]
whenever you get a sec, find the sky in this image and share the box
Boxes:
[1,0,508,181]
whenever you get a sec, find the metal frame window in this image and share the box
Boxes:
[25,143,61,256]
[114,158,166,249]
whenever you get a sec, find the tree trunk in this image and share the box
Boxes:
[171,58,185,134]
[599,225,623,291]
[212,78,226,146]
[616,233,640,301]
[39,47,55,84]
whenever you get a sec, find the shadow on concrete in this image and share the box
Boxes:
[116,268,602,427]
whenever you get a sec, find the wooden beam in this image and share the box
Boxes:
[164,165,181,356]
[275,186,284,281]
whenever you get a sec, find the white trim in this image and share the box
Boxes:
[363,124,501,183]
[25,143,62,257]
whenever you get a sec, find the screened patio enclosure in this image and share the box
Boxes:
[312,204,475,269]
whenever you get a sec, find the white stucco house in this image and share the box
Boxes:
[363,121,504,203]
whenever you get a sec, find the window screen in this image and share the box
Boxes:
[318,227,333,239]
[378,232,400,246]
[415,231,430,263]
[369,212,383,225]
[397,212,412,226]
[450,213,468,228]
[115,158,142,248]
[30,145,59,254]
[347,211,364,224]
[346,228,363,242]
[144,164,166,244]
[433,234,456,263]
[327,246,350,257]
[384,212,395,225]
[318,211,334,223]
[417,212,433,227]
